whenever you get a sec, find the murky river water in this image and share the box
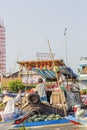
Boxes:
[10,124,87,130]
[28,125,87,130]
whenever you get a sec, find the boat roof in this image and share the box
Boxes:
[17,59,77,81]
[17,59,65,68]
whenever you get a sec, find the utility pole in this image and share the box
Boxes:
[64,28,69,83]
[64,28,68,66]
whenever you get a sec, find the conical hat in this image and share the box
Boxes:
[2,96,13,104]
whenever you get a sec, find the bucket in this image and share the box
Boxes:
[73,105,80,113]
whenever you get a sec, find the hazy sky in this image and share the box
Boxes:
[0,0,87,73]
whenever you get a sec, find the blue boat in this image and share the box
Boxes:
[13,118,70,129]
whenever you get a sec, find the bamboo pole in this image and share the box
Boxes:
[47,39,67,116]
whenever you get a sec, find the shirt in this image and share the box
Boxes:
[36,83,47,98]
[66,91,77,108]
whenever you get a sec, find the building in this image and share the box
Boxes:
[0,20,6,75]
[78,57,87,89]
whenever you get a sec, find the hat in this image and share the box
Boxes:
[2,96,13,104]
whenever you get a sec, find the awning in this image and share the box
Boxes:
[32,67,77,82]
[32,68,57,81]
[60,66,78,79]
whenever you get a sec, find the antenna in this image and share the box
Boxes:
[64,28,68,66]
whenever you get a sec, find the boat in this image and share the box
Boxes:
[12,117,70,129]
[65,115,87,126]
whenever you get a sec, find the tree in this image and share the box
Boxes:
[9,79,25,92]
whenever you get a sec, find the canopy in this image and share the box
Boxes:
[32,67,77,82]
[17,59,65,68]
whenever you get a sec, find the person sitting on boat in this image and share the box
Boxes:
[36,78,47,102]
[0,89,22,122]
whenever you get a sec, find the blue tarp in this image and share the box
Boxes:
[32,67,77,81]
[61,66,78,78]
[32,68,57,81]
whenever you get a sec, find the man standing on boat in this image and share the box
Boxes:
[36,78,47,102]
[66,83,82,114]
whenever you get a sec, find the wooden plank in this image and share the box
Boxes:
[17,59,65,68]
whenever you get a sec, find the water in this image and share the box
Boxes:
[21,124,87,130]
[9,124,87,130]
[28,126,87,130]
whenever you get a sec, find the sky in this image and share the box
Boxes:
[0,0,87,74]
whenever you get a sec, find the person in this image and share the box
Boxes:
[56,70,65,87]
[36,78,47,102]
[65,83,82,114]
[0,89,22,122]
[55,70,67,98]
[50,69,67,108]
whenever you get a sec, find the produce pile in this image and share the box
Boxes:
[28,114,62,122]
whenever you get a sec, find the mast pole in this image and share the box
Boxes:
[47,39,66,116]
[47,39,59,82]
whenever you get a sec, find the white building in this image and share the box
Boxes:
[78,57,87,89]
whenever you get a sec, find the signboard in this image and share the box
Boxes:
[22,75,43,84]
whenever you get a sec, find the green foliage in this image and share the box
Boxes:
[8,79,25,92]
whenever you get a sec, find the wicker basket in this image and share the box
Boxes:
[52,91,61,104]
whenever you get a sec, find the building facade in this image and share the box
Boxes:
[0,21,6,75]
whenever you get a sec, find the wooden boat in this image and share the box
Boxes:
[12,118,70,129]
[11,110,71,129]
